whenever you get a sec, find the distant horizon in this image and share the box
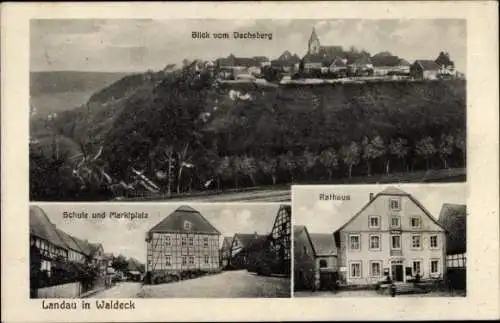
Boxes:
[31,19,467,73]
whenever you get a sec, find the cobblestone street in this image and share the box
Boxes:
[140,270,290,298]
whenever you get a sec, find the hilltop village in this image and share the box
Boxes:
[166,27,464,85]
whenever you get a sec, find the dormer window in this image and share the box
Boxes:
[184,221,192,230]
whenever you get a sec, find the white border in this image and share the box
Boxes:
[2,1,499,322]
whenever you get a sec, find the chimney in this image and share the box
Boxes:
[369,193,374,201]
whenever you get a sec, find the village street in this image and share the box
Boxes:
[139,270,291,298]
[89,282,143,298]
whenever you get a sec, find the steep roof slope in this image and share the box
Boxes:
[29,205,66,249]
[148,205,220,234]
[336,186,445,232]
[56,228,83,253]
[308,233,337,256]
[233,233,259,248]
[438,203,466,254]
[414,60,441,70]
[221,236,233,250]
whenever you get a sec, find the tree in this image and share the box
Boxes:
[258,157,278,185]
[216,156,233,191]
[362,136,385,176]
[318,148,338,180]
[389,137,409,173]
[438,134,455,169]
[111,254,129,273]
[231,156,243,188]
[297,149,318,179]
[340,141,360,179]
[455,130,466,167]
[278,151,297,182]
[415,137,437,170]
[240,155,258,186]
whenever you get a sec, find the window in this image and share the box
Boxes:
[184,221,192,230]
[302,245,308,256]
[369,235,381,250]
[181,236,187,246]
[182,256,187,265]
[431,260,439,274]
[391,235,401,249]
[165,255,171,266]
[203,237,208,247]
[412,260,422,276]
[189,256,195,265]
[389,198,401,211]
[350,262,362,278]
[411,216,421,228]
[391,216,400,228]
[165,236,171,246]
[204,255,209,264]
[189,237,194,246]
[412,235,421,249]
[369,216,380,228]
[430,235,438,248]
[370,261,382,276]
[349,234,360,250]
[319,259,327,268]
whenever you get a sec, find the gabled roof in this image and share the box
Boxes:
[89,242,103,255]
[372,55,402,67]
[221,236,233,250]
[233,233,257,248]
[148,206,220,235]
[320,46,343,56]
[271,204,291,231]
[71,235,93,257]
[127,258,144,272]
[330,56,347,67]
[336,186,445,233]
[378,186,408,196]
[438,204,466,254]
[309,233,337,256]
[30,206,66,249]
[56,229,83,253]
[293,225,306,236]
[252,56,269,63]
[413,60,441,71]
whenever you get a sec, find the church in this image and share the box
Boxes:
[301,27,346,72]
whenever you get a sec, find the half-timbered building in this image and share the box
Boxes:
[145,206,221,279]
[269,204,292,276]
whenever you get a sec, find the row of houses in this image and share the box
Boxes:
[145,205,292,282]
[191,27,461,81]
[294,187,466,291]
[30,206,108,298]
[220,205,292,276]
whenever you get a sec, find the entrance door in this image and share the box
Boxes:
[391,264,404,282]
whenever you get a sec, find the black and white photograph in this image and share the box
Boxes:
[29,19,466,202]
[30,203,291,299]
[293,183,466,297]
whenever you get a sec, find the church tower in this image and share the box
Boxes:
[308,27,321,54]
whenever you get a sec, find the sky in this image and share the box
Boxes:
[31,19,466,73]
[293,183,467,234]
[36,203,283,264]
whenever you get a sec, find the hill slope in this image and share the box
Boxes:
[30,67,466,200]
[30,71,130,117]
